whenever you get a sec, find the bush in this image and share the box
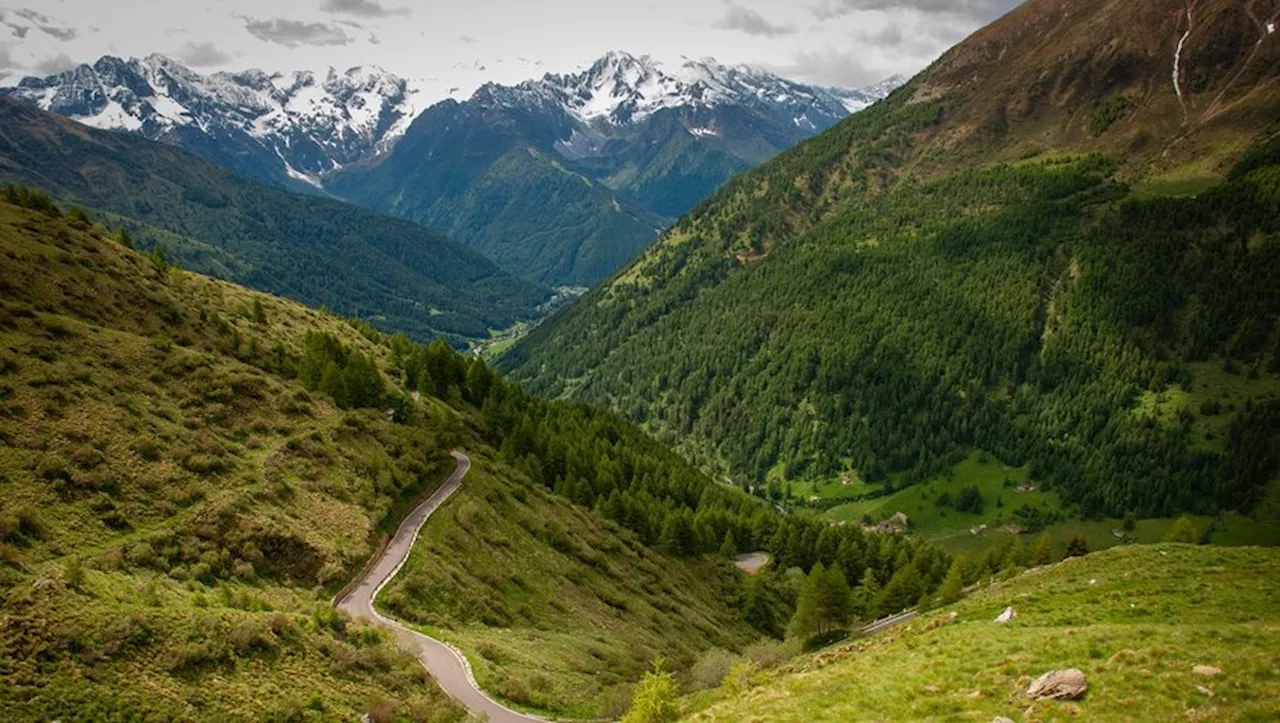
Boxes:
[690,648,736,690]
[622,661,680,723]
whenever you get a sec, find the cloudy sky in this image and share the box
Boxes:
[0,0,1022,98]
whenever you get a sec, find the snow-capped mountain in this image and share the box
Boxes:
[327,52,903,286]
[470,51,894,142]
[530,52,860,129]
[3,50,902,286]
[2,54,423,191]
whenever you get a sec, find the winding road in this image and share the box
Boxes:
[336,450,923,721]
[336,451,544,723]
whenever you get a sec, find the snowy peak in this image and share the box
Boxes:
[477,51,900,131]
[3,54,423,183]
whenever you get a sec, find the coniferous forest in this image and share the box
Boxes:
[505,137,1280,521]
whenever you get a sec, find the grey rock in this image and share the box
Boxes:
[1026,668,1088,700]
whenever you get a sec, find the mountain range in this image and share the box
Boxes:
[330,53,901,284]
[0,97,547,341]
[3,54,422,194]
[4,53,901,285]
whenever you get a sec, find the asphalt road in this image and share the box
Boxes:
[336,451,920,722]
[732,552,772,574]
[336,451,544,723]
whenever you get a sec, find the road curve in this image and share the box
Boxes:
[732,552,772,575]
[336,451,544,723]
[859,609,918,637]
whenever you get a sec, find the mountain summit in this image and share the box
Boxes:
[327,52,902,284]
[3,54,422,192]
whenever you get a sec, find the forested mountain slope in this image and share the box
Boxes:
[0,98,548,342]
[0,189,956,718]
[501,0,1280,521]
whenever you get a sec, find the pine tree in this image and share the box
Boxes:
[788,562,824,640]
[819,563,852,630]
[1032,533,1053,565]
[935,556,966,606]
[1164,515,1198,543]
[1065,533,1090,558]
[1123,510,1137,531]
[659,510,696,557]
[319,360,347,408]
[742,575,778,636]
[466,359,494,403]
[872,563,923,619]
[1003,536,1028,569]
[854,566,880,620]
[719,530,738,558]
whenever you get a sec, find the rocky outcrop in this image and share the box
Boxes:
[1026,669,1088,700]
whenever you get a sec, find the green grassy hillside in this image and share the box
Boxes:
[0,191,468,720]
[3,188,928,719]
[502,0,1280,527]
[0,97,548,342]
[686,544,1280,722]
[382,450,755,718]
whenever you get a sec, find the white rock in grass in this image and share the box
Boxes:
[994,606,1017,623]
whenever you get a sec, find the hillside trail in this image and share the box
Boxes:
[336,451,545,723]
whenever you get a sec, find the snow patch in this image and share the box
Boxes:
[79,101,144,132]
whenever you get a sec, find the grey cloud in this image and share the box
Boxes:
[716,6,796,37]
[778,47,880,87]
[321,0,410,18]
[244,18,352,47]
[0,44,12,70]
[14,8,77,41]
[811,0,1021,22]
[854,19,970,54]
[34,52,76,76]
[175,41,233,67]
[458,35,478,44]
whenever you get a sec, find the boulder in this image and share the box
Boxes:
[993,718,1016,723]
[1193,665,1222,678]
[1026,669,1088,700]
[994,606,1017,623]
